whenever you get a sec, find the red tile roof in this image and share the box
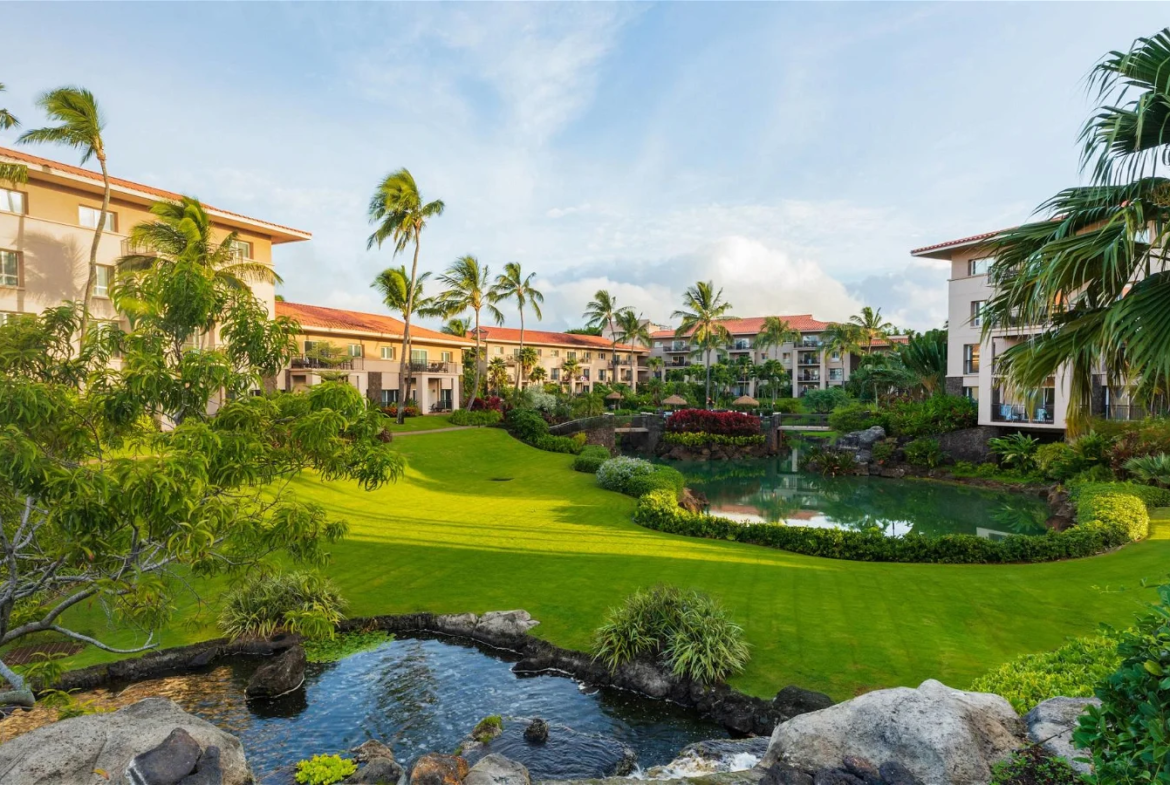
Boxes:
[470,326,646,352]
[277,301,472,344]
[0,145,311,241]
[651,315,831,339]
[909,228,1011,256]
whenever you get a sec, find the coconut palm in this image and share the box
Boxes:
[435,255,501,410]
[0,84,26,185]
[367,168,444,423]
[561,356,582,394]
[487,357,509,394]
[980,29,1170,433]
[758,358,788,408]
[372,266,445,407]
[615,309,652,393]
[18,87,108,337]
[489,263,543,391]
[529,366,548,385]
[519,346,539,387]
[441,317,469,337]
[849,306,894,353]
[672,281,733,408]
[898,328,948,398]
[647,355,665,380]
[755,316,800,359]
[583,290,631,391]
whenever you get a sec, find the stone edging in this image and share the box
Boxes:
[49,611,796,737]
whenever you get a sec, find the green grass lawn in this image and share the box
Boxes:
[49,429,1170,701]
[383,414,462,432]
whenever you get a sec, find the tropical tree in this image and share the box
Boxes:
[487,357,509,393]
[584,290,631,391]
[561,356,582,394]
[519,346,539,387]
[0,84,26,185]
[435,255,501,410]
[757,358,789,408]
[371,266,445,406]
[647,356,664,380]
[755,316,800,360]
[898,328,948,397]
[441,317,469,336]
[367,168,444,424]
[980,28,1170,434]
[529,366,547,385]
[615,309,652,393]
[849,306,895,353]
[672,281,733,408]
[18,87,108,339]
[489,263,543,391]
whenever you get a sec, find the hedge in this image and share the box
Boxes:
[662,432,765,448]
[572,445,611,473]
[969,635,1119,714]
[632,489,1135,564]
[666,409,760,437]
[449,409,503,426]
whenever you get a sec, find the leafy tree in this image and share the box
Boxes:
[487,357,509,393]
[647,356,664,380]
[18,87,109,340]
[584,290,631,392]
[435,255,501,410]
[0,225,402,707]
[564,326,603,336]
[898,328,948,397]
[615,310,652,393]
[672,281,733,409]
[0,83,26,185]
[561,356,582,393]
[846,353,917,404]
[757,358,789,408]
[367,168,444,424]
[519,346,539,385]
[441,317,469,336]
[849,306,895,353]
[489,263,543,391]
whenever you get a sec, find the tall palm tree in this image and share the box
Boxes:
[583,290,630,391]
[755,316,800,359]
[561,356,582,395]
[0,84,26,185]
[614,309,652,393]
[487,357,509,394]
[441,317,469,336]
[18,87,108,338]
[367,168,444,424]
[758,358,788,408]
[372,266,445,410]
[672,281,733,409]
[436,255,501,409]
[849,306,894,353]
[489,263,543,391]
[529,366,547,385]
[518,346,539,387]
[981,29,1170,433]
[647,356,664,380]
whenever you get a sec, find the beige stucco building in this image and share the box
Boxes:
[470,326,649,393]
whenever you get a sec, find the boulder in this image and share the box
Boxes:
[762,679,1024,785]
[812,770,862,785]
[345,757,405,784]
[245,644,306,699]
[128,727,202,784]
[876,761,922,785]
[523,719,549,744]
[760,762,813,785]
[0,697,250,785]
[177,747,224,785]
[773,686,834,718]
[648,737,770,779]
[841,756,880,784]
[476,610,540,641]
[463,754,531,785]
[352,739,397,764]
[410,753,469,785]
[1024,697,1099,774]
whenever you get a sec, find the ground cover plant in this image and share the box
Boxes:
[969,635,1120,714]
[295,754,357,785]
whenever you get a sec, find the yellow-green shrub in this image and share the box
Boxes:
[1076,491,1149,541]
[970,635,1119,714]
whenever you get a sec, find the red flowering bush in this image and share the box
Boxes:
[470,396,504,412]
[666,409,761,436]
[382,404,421,418]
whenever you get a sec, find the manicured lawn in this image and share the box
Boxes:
[51,429,1170,701]
[383,414,461,432]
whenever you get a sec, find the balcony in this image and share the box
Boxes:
[667,343,689,353]
[731,340,752,351]
[292,355,362,371]
[668,358,691,368]
[798,356,820,367]
[1099,403,1168,422]
[991,388,1055,425]
[798,338,822,348]
[409,361,454,374]
[797,371,821,383]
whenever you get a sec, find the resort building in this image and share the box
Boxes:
[470,326,650,393]
[276,302,472,412]
[0,145,308,334]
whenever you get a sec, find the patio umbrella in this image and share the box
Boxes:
[732,395,759,408]
[661,394,688,407]
[606,390,623,411]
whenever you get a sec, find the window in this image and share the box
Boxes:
[598,369,607,381]
[671,340,686,351]
[381,389,399,405]
[411,349,428,363]
[348,343,363,357]
[441,351,453,363]
[303,340,318,353]
[582,368,590,380]
[0,250,19,287]
[551,368,560,381]
[495,346,504,355]
[513,347,521,356]
[567,351,576,361]
[654,341,662,348]
[582,352,591,361]
[0,188,25,214]
[94,265,113,298]
[963,385,979,402]
[597,352,606,361]
[381,346,395,360]
[967,257,992,276]
[535,348,542,357]
[551,349,560,357]
[829,368,843,381]
[781,352,790,362]
[230,240,253,260]
[830,351,841,362]
[963,344,980,374]
[78,206,117,232]
[970,301,985,327]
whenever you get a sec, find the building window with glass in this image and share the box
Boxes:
[78,206,117,232]
[829,368,843,381]
[567,351,576,361]
[411,349,428,363]
[551,368,560,381]
[0,250,20,288]
[967,257,992,276]
[970,300,985,327]
[0,188,25,214]
[94,265,113,298]
[441,351,453,363]
[963,344,980,374]
[963,386,979,402]
[381,346,395,360]
[230,240,254,260]
[598,369,606,381]
[348,343,363,357]
[381,390,399,405]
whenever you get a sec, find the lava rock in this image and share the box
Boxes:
[877,761,923,785]
[129,727,202,784]
[463,754,531,785]
[177,746,224,785]
[345,757,405,784]
[842,756,880,784]
[245,644,306,699]
[773,686,834,718]
[410,753,470,785]
[1025,697,1100,774]
[760,761,814,785]
[812,769,864,785]
[352,740,397,764]
[523,718,549,744]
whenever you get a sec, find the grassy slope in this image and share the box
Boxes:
[56,430,1170,701]
[383,414,461,432]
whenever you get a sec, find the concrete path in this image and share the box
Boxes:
[390,426,475,437]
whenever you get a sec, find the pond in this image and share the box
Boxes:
[0,636,725,784]
[675,454,1050,539]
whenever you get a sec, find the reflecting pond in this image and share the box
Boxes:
[674,454,1050,539]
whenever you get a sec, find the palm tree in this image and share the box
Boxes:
[489,263,543,391]
[487,357,509,394]
[435,255,502,410]
[0,84,26,185]
[367,168,444,424]
[529,366,548,386]
[372,265,445,409]
[980,29,1170,433]
[441,317,469,336]
[758,358,788,408]
[583,290,630,391]
[672,281,733,408]
[849,306,894,354]
[614,310,652,393]
[754,316,800,399]
[561,356,582,394]
[18,87,108,338]
[898,328,948,398]
[519,346,539,387]
[647,356,665,381]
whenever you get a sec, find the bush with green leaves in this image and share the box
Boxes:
[1124,452,1170,487]
[295,754,357,785]
[596,456,683,498]
[662,432,765,448]
[572,445,611,473]
[1034,442,1083,482]
[505,408,549,442]
[530,434,583,454]
[1075,490,1150,541]
[970,635,1119,714]
[989,433,1041,472]
[528,391,559,415]
[592,585,750,684]
[1074,583,1170,783]
[802,387,851,414]
[884,395,978,437]
[828,403,886,433]
[804,447,857,477]
[449,409,502,426]
[625,464,685,499]
[1070,480,1170,511]
[871,438,897,465]
[989,747,1082,785]
[903,437,944,468]
[219,571,347,640]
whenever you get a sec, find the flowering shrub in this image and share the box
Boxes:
[469,396,504,412]
[381,404,420,418]
[666,409,760,437]
[663,432,765,448]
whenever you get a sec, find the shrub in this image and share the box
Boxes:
[530,434,582,454]
[989,433,1041,472]
[592,585,750,684]
[449,409,503,426]
[381,404,421,418]
[802,387,851,413]
[1034,442,1083,482]
[505,408,549,442]
[904,437,944,468]
[828,403,885,433]
[989,747,1082,785]
[804,447,857,477]
[1123,452,1170,487]
[303,630,391,663]
[885,395,977,437]
[662,432,766,448]
[666,409,760,437]
[1074,584,1170,783]
[528,391,559,415]
[1075,491,1149,541]
[1069,480,1170,511]
[970,635,1119,714]
[295,754,357,785]
[626,465,685,499]
[573,445,610,473]
[772,398,800,414]
[871,438,897,465]
[469,396,504,412]
[596,457,683,498]
[219,571,347,640]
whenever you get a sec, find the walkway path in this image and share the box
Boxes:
[391,426,475,437]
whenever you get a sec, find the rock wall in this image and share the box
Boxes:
[937,426,1000,463]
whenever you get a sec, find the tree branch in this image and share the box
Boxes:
[49,625,156,654]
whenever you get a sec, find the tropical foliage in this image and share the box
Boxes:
[490,263,543,390]
[219,570,347,640]
[672,281,733,408]
[437,255,501,409]
[0,83,26,184]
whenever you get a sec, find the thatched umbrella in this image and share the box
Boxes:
[606,390,623,411]
[732,394,759,409]
[662,394,688,408]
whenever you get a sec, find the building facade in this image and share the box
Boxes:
[276,302,471,411]
[470,326,649,393]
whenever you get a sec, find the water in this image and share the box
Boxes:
[676,455,1050,539]
[0,636,724,783]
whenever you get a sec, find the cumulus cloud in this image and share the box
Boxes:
[846,258,951,332]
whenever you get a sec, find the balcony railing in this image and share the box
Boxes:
[668,359,691,367]
[798,357,820,367]
[1100,404,1168,422]
[799,338,822,348]
[409,361,454,374]
[797,371,821,383]
[292,355,362,371]
[667,344,689,352]
[991,405,1055,425]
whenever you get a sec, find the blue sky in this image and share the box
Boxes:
[3,2,1167,331]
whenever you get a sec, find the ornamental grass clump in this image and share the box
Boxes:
[592,585,750,684]
[219,570,347,640]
